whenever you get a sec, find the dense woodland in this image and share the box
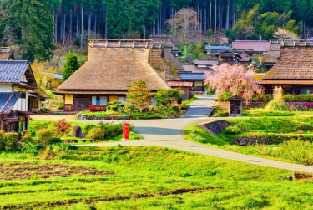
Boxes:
[1,0,313,61]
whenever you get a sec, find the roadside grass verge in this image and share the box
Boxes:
[184,116,313,166]
[0,146,311,209]
[184,125,228,146]
[182,97,199,105]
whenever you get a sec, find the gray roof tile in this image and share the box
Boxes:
[0,60,29,83]
[178,73,206,80]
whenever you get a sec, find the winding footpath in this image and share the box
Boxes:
[79,95,313,173]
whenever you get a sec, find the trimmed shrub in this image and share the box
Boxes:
[4,133,18,151]
[214,110,229,117]
[0,130,4,150]
[283,94,295,102]
[21,133,34,144]
[225,126,242,135]
[36,129,54,146]
[172,105,180,112]
[87,128,105,141]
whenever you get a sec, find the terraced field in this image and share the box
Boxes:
[0,146,312,209]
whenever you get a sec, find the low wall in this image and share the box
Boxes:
[199,120,311,146]
[231,135,313,146]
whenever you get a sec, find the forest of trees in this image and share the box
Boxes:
[1,0,313,61]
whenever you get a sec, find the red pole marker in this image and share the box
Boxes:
[124,123,129,140]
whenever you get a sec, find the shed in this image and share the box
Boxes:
[225,95,245,115]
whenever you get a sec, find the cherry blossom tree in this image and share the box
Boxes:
[205,64,259,101]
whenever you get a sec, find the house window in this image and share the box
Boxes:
[92,96,99,105]
[99,96,108,106]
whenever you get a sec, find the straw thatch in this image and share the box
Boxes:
[262,46,313,80]
[57,47,170,94]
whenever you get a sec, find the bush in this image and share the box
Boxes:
[36,129,54,146]
[283,94,295,102]
[51,137,62,144]
[54,119,72,137]
[225,126,242,135]
[57,102,64,110]
[4,133,18,151]
[87,128,105,141]
[172,105,180,112]
[82,124,97,136]
[0,130,4,150]
[214,110,229,117]
[218,91,232,102]
[21,133,34,144]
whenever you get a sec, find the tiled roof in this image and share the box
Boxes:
[194,60,219,65]
[178,73,206,80]
[232,41,270,52]
[0,92,20,114]
[205,46,230,51]
[0,60,29,83]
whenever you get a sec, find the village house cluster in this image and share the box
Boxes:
[1,38,313,132]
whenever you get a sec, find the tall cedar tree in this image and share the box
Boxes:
[63,51,79,81]
[126,80,152,112]
[10,0,54,61]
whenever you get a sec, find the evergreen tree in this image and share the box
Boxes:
[63,51,79,81]
[10,0,54,61]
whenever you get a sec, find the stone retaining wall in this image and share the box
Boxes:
[231,135,313,146]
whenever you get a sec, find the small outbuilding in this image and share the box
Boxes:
[225,95,245,116]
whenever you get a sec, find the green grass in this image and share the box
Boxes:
[185,116,313,166]
[182,97,199,105]
[0,146,312,209]
[184,125,228,146]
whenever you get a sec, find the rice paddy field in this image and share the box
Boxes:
[0,146,312,209]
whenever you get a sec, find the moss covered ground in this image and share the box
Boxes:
[0,146,311,209]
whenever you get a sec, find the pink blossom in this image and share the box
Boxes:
[205,64,259,101]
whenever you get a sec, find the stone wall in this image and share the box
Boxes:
[203,120,232,134]
[231,135,313,146]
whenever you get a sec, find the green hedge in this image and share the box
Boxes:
[283,94,313,102]
[4,133,18,151]
[0,130,4,150]
[36,129,54,146]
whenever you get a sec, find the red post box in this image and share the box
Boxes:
[124,123,129,140]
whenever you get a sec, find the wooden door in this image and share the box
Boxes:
[109,95,118,102]
[75,98,90,110]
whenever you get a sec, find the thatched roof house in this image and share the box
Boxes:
[56,39,171,111]
[260,40,313,95]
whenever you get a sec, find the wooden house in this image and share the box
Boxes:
[215,50,242,65]
[260,40,313,95]
[0,60,37,132]
[167,81,193,101]
[231,40,270,56]
[178,73,206,92]
[55,39,171,111]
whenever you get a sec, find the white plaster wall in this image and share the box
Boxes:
[0,84,12,92]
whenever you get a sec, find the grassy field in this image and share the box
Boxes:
[0,146,312,209]
[185,116,313,166]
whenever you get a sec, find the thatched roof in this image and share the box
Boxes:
[57,47,170,94]
[262,46,313,80]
